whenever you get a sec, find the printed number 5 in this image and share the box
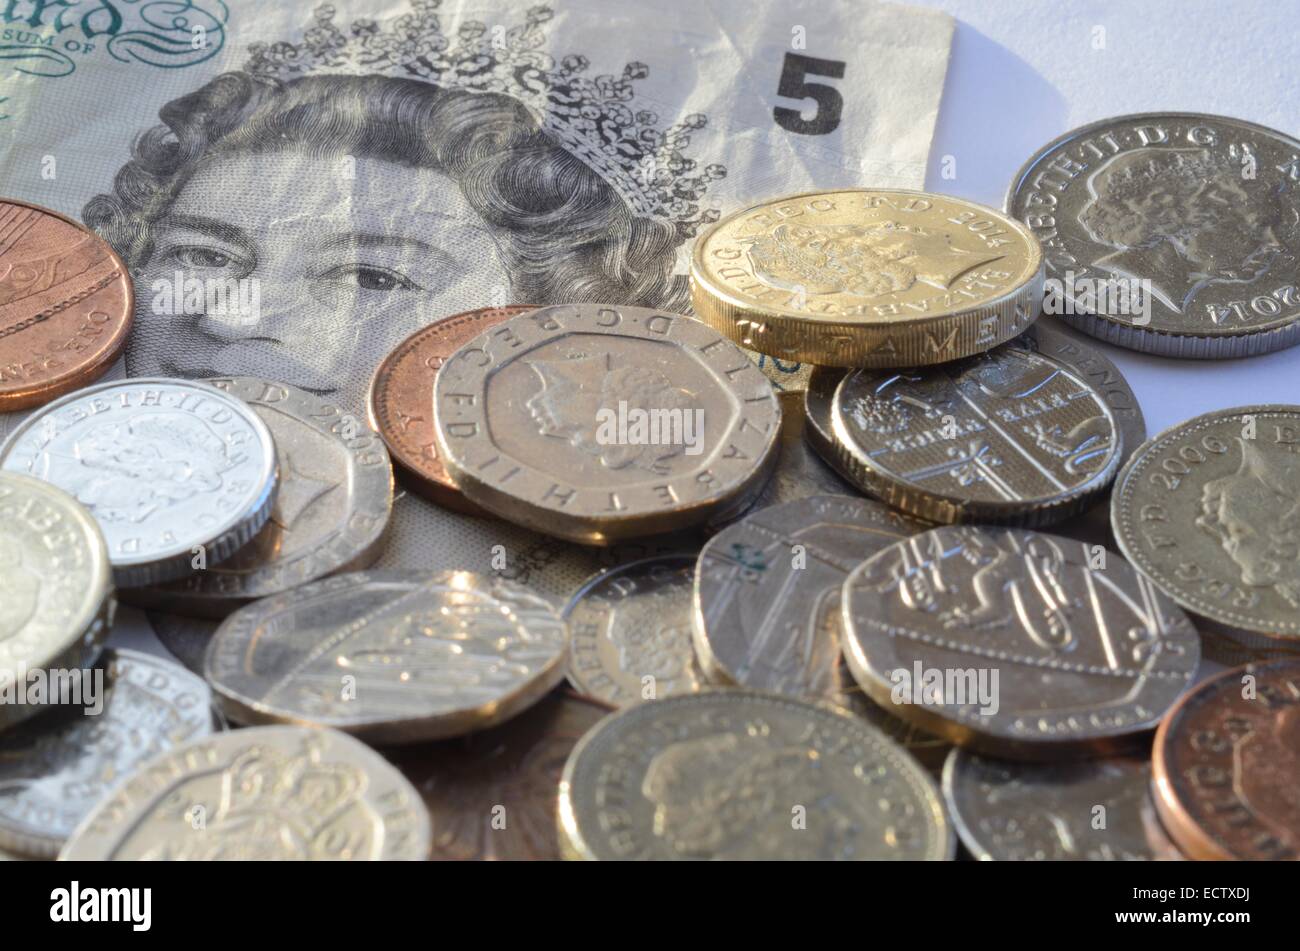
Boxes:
[774,52,845,136]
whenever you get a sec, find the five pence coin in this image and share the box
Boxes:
[0,378,278,586]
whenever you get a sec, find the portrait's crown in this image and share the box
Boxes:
[244,1,726,233]
[1099,149,1229,198]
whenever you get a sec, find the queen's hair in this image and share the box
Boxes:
[1196,440,1300,545]
[1077,148,1262,249]
[84,72,689,311]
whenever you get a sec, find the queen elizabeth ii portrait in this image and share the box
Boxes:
[83,3,725,416]
[1196,437,1300,610]
[1078,147,1285,315]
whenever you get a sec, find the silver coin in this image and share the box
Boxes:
[126,377,393,616]
[694,495,928,700]
[433,304,781,544]
[1111,404,1300,639]
[204,570,567,743]
[0,648,213,858]
[943,748,1178,860]
[1197,624,1300,669]
[806,329,1145,531]
[841,525,1201,760]
[0,378,278,586]
[386,689,613,861]
[60,725,431,860]
[149,525,708,675]
[830,345,1123,526]
[563,555,705,707]
[1016,321,1146,470]
[1008,112,1300,357]
[1014,321,1147,548]
[792,594,953,774]
[558,690,954,860]
[0,472,114,729]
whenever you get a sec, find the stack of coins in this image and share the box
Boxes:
[3,109,1299,863]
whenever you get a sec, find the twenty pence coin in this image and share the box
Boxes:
[367,305,534,512]
[433,304,780,544]
[204,571,567,743]
[693,495,928,699]
[842,525,1200,760]
[126,377,393,616]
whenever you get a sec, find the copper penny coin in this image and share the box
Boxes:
[367,305,534,511]
[1152,659,1300,860]
[0,199,133,410]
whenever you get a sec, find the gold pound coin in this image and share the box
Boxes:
[691,189,1043,367]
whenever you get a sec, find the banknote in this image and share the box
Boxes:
[0,0,953,616]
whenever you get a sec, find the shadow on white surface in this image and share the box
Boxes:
[925,20,1067,207]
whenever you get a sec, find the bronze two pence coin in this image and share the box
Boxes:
[0,199,133,410]
[367,305,534,512]
[1153,659,1300,860]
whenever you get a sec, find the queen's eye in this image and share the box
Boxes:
[321,265,420,292]
[170,246,239,270]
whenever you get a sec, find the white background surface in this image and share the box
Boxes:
[913,0,1300,435]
